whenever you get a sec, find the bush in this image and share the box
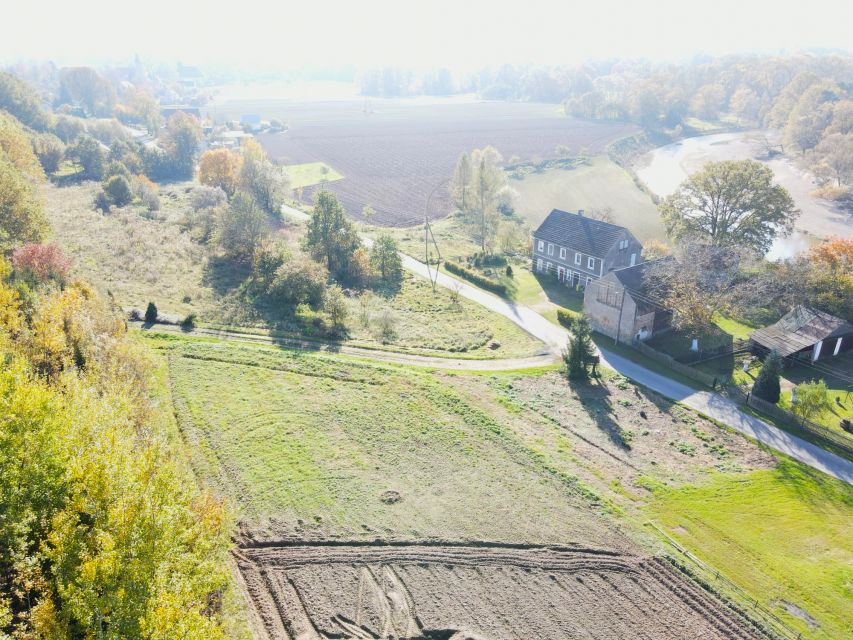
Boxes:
[180,312,197,329]
[144,302,158,323]
[190,185,227,211]
[103,174,133,207]
[557,308,578,329]
[444,260,507,296]
[266,254,328,307]
[93,190,111,212]
[133,175,160,211]
[505,265,513,277]
[11,243,72,284]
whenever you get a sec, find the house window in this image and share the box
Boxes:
[587,256,595,269]
[537,240,544,252]
[547,243,554,256]
[586,277,593,286]
[559,247,566,259]
[536,258,543,272]
[546,261,553,273]
[574,252,581,265]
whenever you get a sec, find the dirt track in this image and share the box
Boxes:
[236,542,766,640]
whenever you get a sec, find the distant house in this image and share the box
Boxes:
[749,306,853,362]
[212,130,254,149]
[160,105,201,119]
[583,259,673,343]
[531,209,643,288]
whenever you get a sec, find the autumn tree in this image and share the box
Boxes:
[305,190,361,282]
[0,111,46,180]
[199,148,242,195]
[784,81,840,156]
[239,139,290,214]
[0,70,51,130]
[11,242,71,284]
[0,156,48,251]
[660,160,798,254]
[807,237,853,321]
[32,132,65,173]
[690,84,726,120]
[815,132,853,187]
[58,66,116,116]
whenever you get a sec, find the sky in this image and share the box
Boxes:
[4,0,852,70]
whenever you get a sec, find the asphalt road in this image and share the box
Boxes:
[282,204,853,484]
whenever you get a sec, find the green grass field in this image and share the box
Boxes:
[286,161,344,189]
[646,459,853,639]
[511,156,666,242]
[162,336,618,546]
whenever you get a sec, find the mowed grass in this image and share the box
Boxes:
[286,161,344,189]
[512,156,666,242]
[164,336,619,546]
[646,460,853,640]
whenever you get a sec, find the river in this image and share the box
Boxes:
[634,131,851,259]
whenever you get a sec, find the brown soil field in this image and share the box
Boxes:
[236,541,766,640]
[257,101,637,226]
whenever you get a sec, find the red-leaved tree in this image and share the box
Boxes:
[11,242,72,283]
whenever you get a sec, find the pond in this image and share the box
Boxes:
[635,131,851,260]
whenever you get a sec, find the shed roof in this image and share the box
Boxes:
[533,209,630,258]
[749,306,853,357]
[610,257,673,313]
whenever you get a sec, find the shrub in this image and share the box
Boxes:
[180,312,197,329]
[374,306,398,342]
[103,174,133,207]
[190,185,227,211]
[144,302,158,323]
[557,308,578,329]
[267,254,328,307]
[11,243,72,284]
[505,265,513,277]
[444,260,507,296]
[93,190,111,212]
[133,174,160,211]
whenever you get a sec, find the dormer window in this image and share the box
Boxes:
[587,256,595,269]
[574,253,581,265]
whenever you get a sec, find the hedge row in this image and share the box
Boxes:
[557,308,578,329]
[444,260,508,296]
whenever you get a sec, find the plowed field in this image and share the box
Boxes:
[257,101,636,226]
[237,542,765,640]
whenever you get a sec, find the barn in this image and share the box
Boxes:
[748,306,853,362]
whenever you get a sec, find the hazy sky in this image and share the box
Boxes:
[5,0,852,69]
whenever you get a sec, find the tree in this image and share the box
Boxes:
[370,234,403,284]
[806,237,853,321]
[104,175,133,207]
[59,66,116,116]
[161,112,201,179]
[660,160,799,254]
[305,190,361,282]
[67,134,105,179]
[0,71,51,130]
[324,284,349,332]
[470,146,506,252]
[239,140,289,214]
[752,350,782,403]
[266,253,328,307]
[198,149,242,195]
[54,115,86,143]
[690,84,726,120]
[729,85,761,123]
[645,246,743,337]
[144,301,158,323]
[451,152,473,213]
[32,132,65,173]
[215,192,268,263]
[563,316,596,380]
[784,81,840,156]
[0,156,48,251]
[792,380,831,423]
[133,175,161,212]
[815,132,853,187]
[0,111,46,180]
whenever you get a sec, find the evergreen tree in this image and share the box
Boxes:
[564,316,596,380]
[752,349,782,403]
[144,301,158,323]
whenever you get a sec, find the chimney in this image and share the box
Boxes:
[577,209,584,217]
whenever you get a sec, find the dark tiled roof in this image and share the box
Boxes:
[611,257,674,314]
[533,209,629,258]
[749,306,853,357]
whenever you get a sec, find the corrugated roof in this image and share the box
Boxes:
[749,306,853,357]
[533,209,628,258]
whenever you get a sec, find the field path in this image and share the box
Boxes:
[282,204,853,483]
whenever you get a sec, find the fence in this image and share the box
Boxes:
[633,340,719,388]
[646,522,802,640]
[746,394,853,456]
[682,339,751,366]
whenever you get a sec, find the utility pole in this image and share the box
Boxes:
[424,179,449,293]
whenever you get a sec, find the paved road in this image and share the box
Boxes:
[283,205,853,484]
